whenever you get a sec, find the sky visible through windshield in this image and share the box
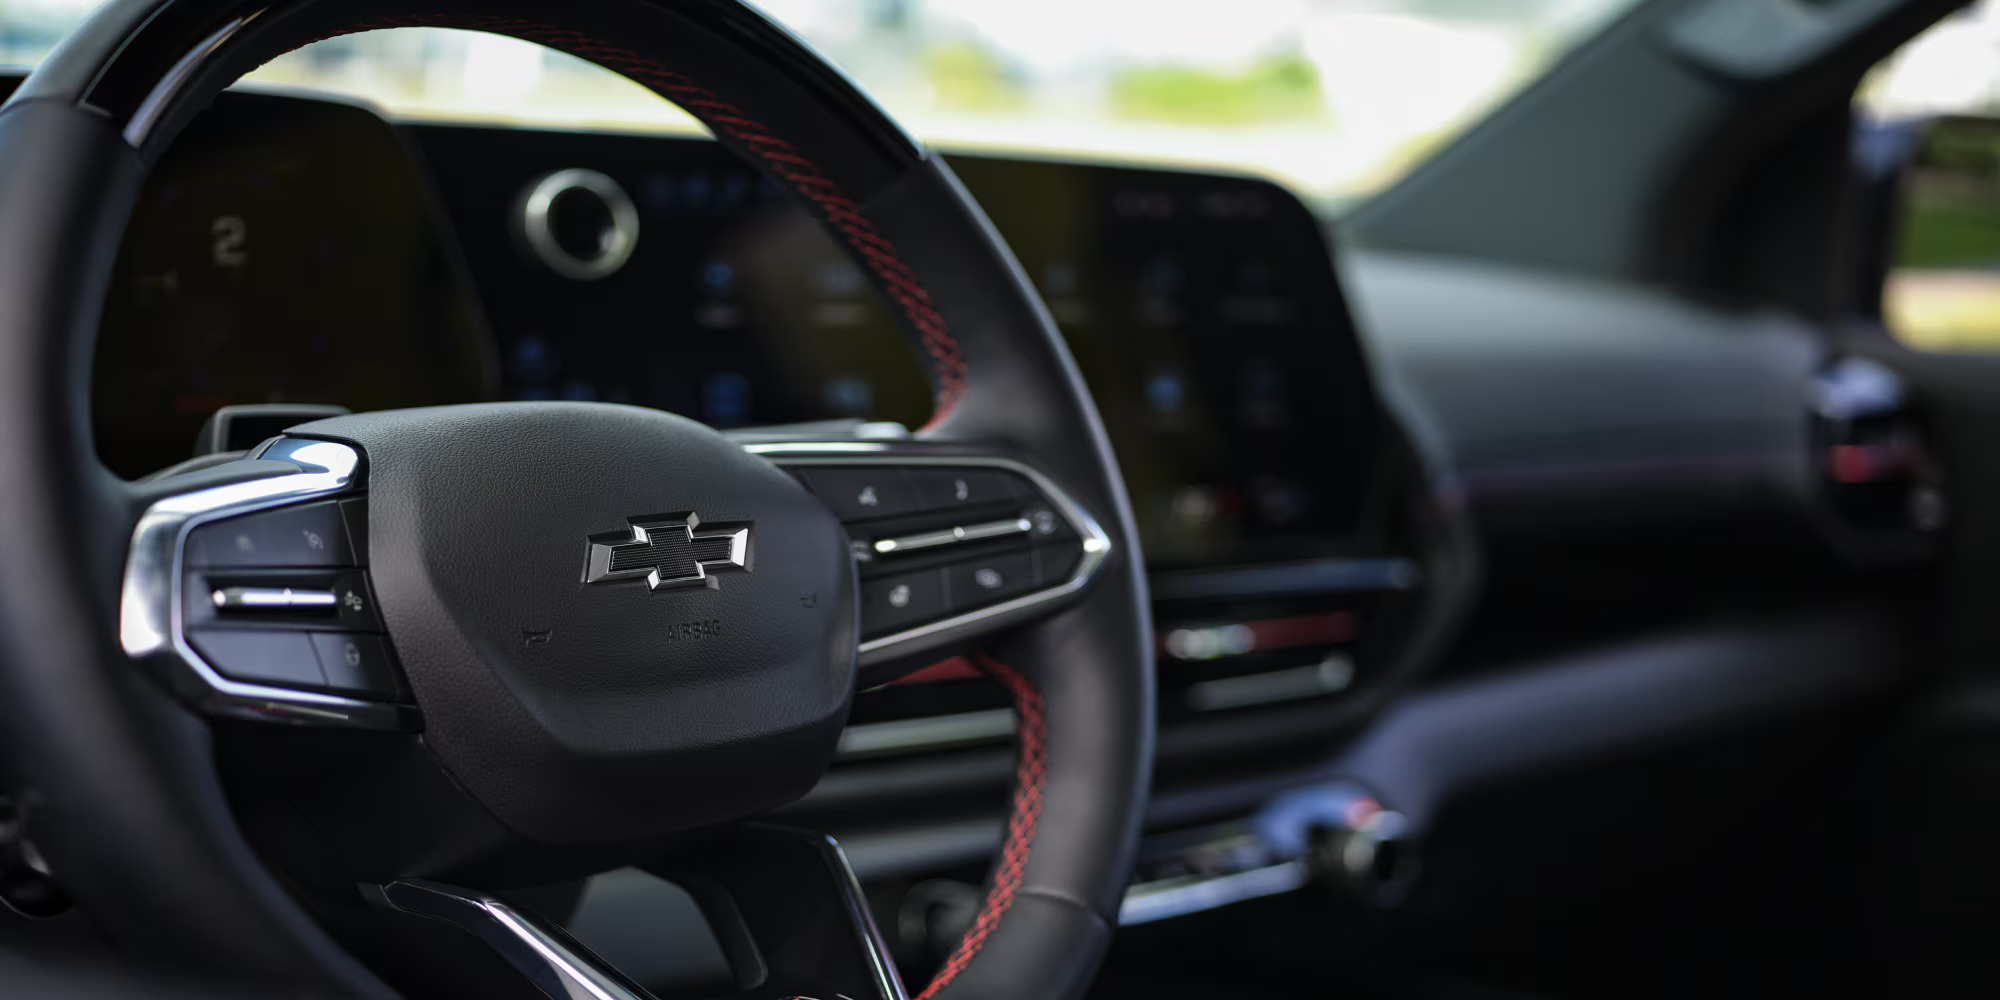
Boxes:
[1,0,1636,203]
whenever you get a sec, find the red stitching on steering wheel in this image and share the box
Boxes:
[915,653,1046,999]
[282,14,972,421]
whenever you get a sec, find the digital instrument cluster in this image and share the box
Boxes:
[92,91,490,479]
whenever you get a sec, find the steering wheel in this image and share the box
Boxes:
[0,2,1155,998]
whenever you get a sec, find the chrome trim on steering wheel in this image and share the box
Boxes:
[382,834,905,1000]
[119,437,412,729]
[381,880,652,1000]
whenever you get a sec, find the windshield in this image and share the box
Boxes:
[2,0,1637,205]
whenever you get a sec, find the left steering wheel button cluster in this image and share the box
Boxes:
[179,494,408,704]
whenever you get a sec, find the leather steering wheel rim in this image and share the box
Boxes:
[0,2,1156,998]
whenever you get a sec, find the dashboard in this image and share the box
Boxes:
[43,72,1918,996]
[77,83,1436,813]
[93,89,1387,576]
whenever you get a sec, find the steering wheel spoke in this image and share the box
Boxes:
[376,880,657,1000]
[645,826,908,1000]
[373,827,902,1000]
[747,441,1113,686]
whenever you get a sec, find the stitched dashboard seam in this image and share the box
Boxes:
[913,653,1047,1000]
[280,14,971,419]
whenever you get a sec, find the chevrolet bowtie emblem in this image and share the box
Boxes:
[584,513,753,591]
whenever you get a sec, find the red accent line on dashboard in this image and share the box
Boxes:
[1247,610,1358,649]
[892,656,982,685]
[1155,610,1357,660]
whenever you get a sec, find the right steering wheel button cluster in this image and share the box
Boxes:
[785,460,1100,642]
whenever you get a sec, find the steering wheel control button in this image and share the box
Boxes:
[870,516,1033,557]
[186,500,356,568]
[187,629,327,689]
[309,632,406,699]
[947,551,1036,610]
[327,571,383,630]
[800,467,920,521]
[910,468,1022,512]
[862,569,948,635]
[185,568,383,631]
[1023,503,1077,542]
[210,586,339,612]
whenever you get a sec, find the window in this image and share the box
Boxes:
[1860,0,2000,350]
[1,0,1640,207]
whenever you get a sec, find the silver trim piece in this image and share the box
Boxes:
[382,880,652,1000]
[211,586,339,610]
[872,517,1031,555]
[123,15,256,147]
[1185,654,1355,712]
[836,708,1017,759]
[743,441,889,454]
[745,447,1113,659]
[120,438,411,729]
[521,169,641,281]
[1119,861,1310,926]
[822,834,912,1000]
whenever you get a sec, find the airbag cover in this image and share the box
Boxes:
[293,403,857,844]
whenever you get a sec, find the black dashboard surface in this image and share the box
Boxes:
[90,89,1388,573]
[72,82,1872,744]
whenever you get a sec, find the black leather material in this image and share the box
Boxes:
[0,100,396,993]
[936,893,1113,1000]
[871,160,1158,996]
[291,403,858,844]
[0,2,1155,997]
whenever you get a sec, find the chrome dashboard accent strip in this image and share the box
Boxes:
[1118,861,1310,926]
[1184,655,1355,712]
[1149,557,1420,602]
[381,880,653,1000]
[743,446,1113,659]
[119,438,411,729]
[836,708,1018,759]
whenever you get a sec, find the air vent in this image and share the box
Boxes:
[1806,357,1945,559]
